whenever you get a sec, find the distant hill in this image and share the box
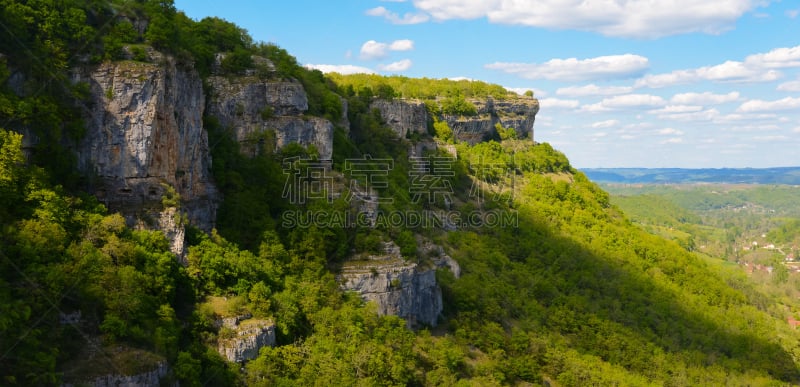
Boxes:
[581,167,800,184]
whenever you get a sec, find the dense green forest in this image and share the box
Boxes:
[2,1,800,385]
[608,184,800,344]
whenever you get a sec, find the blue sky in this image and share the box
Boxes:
[175,0,800,168]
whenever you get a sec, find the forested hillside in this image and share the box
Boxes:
[1,1,799,386]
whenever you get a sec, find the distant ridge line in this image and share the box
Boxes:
[580,167,800,184]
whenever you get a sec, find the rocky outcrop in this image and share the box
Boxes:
[445,96,539,144]
[338,242,443,328]
[63,362,169,387]
[419,241,461,278]
[74,53,218,234]
[370,99,428,138]
[155,207,185,258]
[206,76,334,160]
[61,361,170,387]
[216,315,276,363]
[370,96,539,145]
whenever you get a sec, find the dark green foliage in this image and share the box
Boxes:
[245,299,417,386]
[2,2,800,385]
[440,93,478,116]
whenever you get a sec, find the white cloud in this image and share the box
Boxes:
[486,54,649,82]
[746,45,800,68]
[656,108,721,122]
[582,94,666,112]
[722,123,781,132]
[635,61,781,88]
[737,96,800,112]
[635,46,800,88]
[539,98,580,109]
[658,128,685,135]
[366,6,429,24]
[670,91,740,105]
[360,39,415,60]
[793,127,800,133]
[591,119,620,129]
[556,84,633,97]
[788,9,799,18]
[304,64,375,74]
[378,59,413,72]
[753,135,789,142]
[777,79,800,92]
[389,39,415,51]
[714,113,778,125]
[411,0,763,38]
[661,137,685,144]
[360,40,387,60]
[650,105,704,114]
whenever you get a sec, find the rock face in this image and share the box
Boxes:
[63,362,168,387]
[370,96,539,145]
[74,55,218,233]
[445,97,539,144]
[338,242,443,328]
[370,99,428,138]
[206,76,334,160]
[216,315,276,363]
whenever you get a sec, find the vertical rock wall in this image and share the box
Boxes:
[206,76,334,160]
[75,55,218,234]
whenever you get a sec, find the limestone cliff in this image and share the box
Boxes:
[370,99,428,138]
[74,52,218,238]
[370,96,539,145]
[338,242,443,328]
[445,97,539,144]
[206,76,334,160]
[216,315,276,363]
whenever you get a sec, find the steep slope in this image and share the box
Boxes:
[2,2,800,386]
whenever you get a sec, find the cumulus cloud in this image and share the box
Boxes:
[360,39,415,60]
[366,6,429,24]
[753,135,789,142]
[556,84,633,97]
[378,59,413,72]
[582,94,666,112]
[670,91,740,105]
[660,137,685,144]
[635,61,781,88]
[636,45,800,88]
[591,119,620,129]
[486,54,649,82]
[304,64,375,74]
[777,79,800,92]
[745,45,800,68]
[656,108,721,122]
[539,98,581,109]
[389,39,415,51]
[737,96,800,112]
[411,0,763,38]
[650,105,704,114]
[658,128,685,135]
